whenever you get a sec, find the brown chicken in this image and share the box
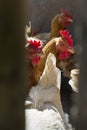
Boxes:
[25,9,73,45]
[38,30,75,78]
[25,37,43,93]
[50,8,73,38]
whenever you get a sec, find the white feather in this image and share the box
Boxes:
[29,53,61,109]
[39,53,61,89]
[25,109,65,130]
[25,53,72,130]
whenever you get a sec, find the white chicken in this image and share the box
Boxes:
[25,53,72,130]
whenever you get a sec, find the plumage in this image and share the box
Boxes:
[25,37,45,93]
[50,9,73,38]
[25,109,67,130]
[28,53,61,109]
[25,53,72,130]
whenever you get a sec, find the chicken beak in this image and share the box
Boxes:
[68,48,75,54]
[67,18,73,23]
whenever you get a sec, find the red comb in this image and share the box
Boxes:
[61,8,72,19]
[59,30,73,46]
[27,40,41,48]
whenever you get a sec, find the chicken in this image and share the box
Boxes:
[50,9,73,38]
[38,30,75,78]
[25,9,73,45]
[25,37,44,93]
[25,53,72,130]
[35,9,73,42]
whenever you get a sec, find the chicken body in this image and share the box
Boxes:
[26,53,72,130]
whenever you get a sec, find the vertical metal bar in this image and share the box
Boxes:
[76,28,87,130]
[76,0,87,129]
[0,0,25,130]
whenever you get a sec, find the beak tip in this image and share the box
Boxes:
[69,48,75,54]
[70,19,73,22]
[68,18,73,23]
